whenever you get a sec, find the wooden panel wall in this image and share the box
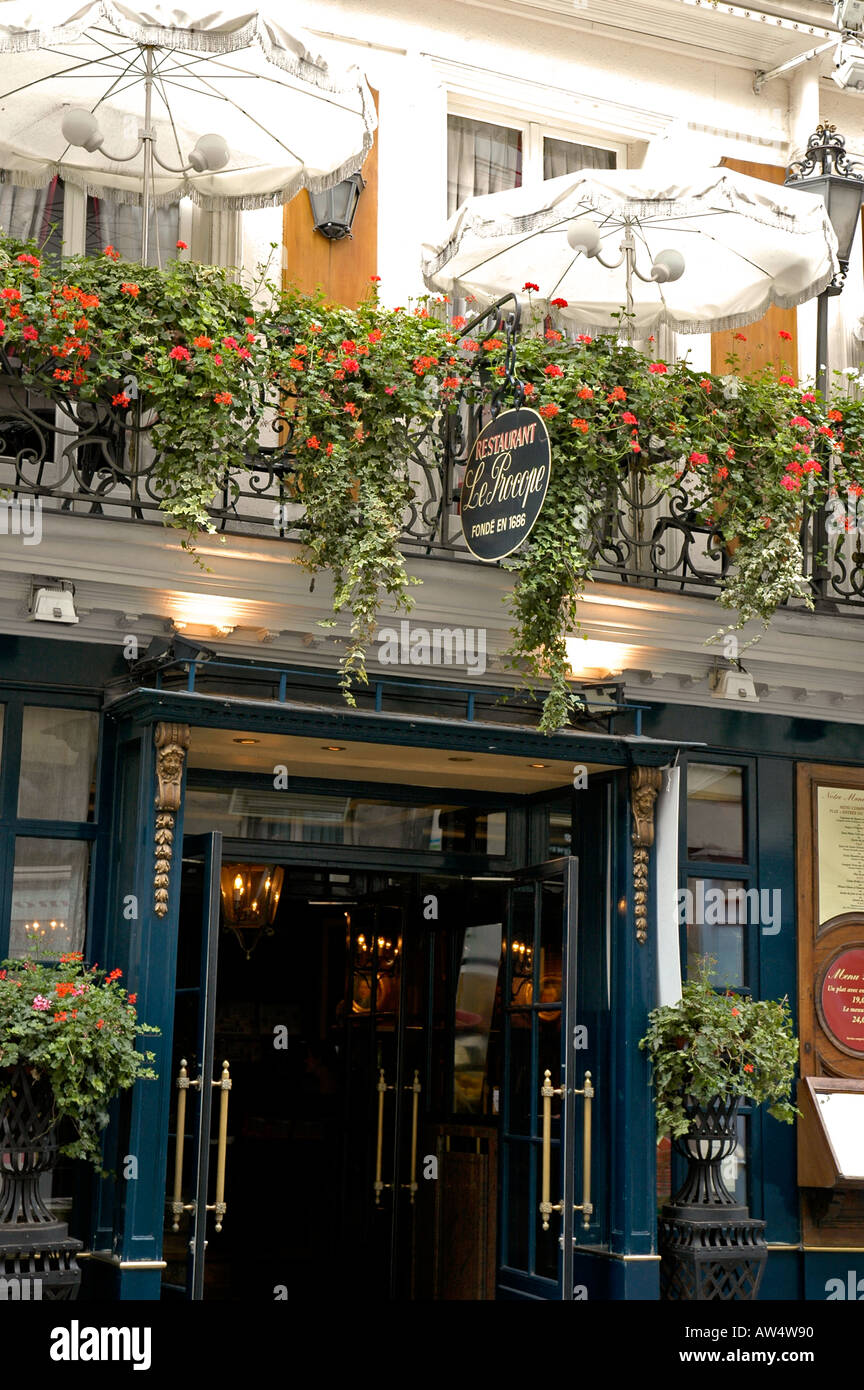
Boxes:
[282,90,378,308]
[711,158,798,381]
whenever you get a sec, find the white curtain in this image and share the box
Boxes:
[447,115,522,217]
[9,839,90,959]
[0,175,63,255]
[18,707,99,822]
[543,137,615,181]
[86,195,180,267]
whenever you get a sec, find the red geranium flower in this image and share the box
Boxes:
[778,329,792,340]
[193,335,213,350]
[112,391,131,408]
[22,325,38,341]
[306,435,321,449]
[539,403,559,418]
[577,334,593,344]
[607,386,627,402]
[733,332,747,341]
[176,240,188,250]
[169,345,190,362]
[370,275,382,283]
[544,363,564,377]
[213,391,233,404]
[621,411,638,425]
[523,281,540,292]
[648,362,667,374]
[778,375,795,386]
[571,418,589,433]
[578,387,594,400]
[120,282,140,297]
[550,297,568,308]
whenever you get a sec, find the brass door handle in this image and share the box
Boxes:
[400,1071,421,1204]
[374,1067,393,1205]
[539,1068,595,1232]
[168,1057,232,1234]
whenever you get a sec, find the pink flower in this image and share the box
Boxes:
[689,451,709,467]
[343,357,360,374]
[32,995,50,1011]
[621,411,638,425]
[212,353,223,365]
[222,336,239,351]
[21,325,38,341]
[800,393,816,404]
[789,416,811,429]
[780,475,800,491]
[236,346,251,360]
[384,386,396,394]
[169,345,190,362]
[648,362,667,374]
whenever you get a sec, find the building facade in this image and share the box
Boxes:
[2,0,864,1302]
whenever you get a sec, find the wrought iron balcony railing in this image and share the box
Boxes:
[2,360,863,612]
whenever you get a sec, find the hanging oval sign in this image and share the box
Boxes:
[460,407,552,562]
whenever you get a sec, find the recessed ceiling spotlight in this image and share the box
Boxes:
[448,755,474,762]
[322,745,345,752]
[530,762,548,769]
[233,737,259,745]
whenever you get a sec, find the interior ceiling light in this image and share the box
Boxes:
[322,745,345,752]
[232,738,260,745]
[448,756,474,762]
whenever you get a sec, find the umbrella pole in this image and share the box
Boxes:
[622,224,635,343]
[141,46,154,265]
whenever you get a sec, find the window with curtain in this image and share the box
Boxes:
[9,838,91,958]
[543,136,616,180]
[0,173,179,263]
[85,194,180,265]
[18,707,99,823]
[447,115,523,217]
[0,176,64,257]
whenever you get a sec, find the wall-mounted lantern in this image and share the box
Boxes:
[308,172,365,240]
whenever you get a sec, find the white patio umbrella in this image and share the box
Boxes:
[421,166,839,335]
[0,1,376,258]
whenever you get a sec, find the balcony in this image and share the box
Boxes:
[2,356,863,614]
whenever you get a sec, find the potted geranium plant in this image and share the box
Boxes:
[639,955,798,1146]
[0,952,158,1172]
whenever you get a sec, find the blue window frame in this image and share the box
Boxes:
[0,693,103,960]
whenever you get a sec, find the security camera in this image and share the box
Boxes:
[833,43,864,89]
[836,1,864,34]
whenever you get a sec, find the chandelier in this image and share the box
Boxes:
[219,864,284,960]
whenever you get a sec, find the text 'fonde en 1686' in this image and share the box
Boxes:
[459,406,552,561]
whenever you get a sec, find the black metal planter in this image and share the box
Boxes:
[659,1095,767,1301]
[0,1066,82,1300]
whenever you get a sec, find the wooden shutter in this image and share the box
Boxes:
[710,158,798,381]
[282,88,378,308]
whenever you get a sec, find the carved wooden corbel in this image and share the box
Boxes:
[630,767,663,946]
[154,722,191,918]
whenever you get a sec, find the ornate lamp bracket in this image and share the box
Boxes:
[630,767,663,946]
[153,722,191,918]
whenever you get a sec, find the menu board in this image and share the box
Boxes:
[818,786,864,924]
[820,948,864,1058]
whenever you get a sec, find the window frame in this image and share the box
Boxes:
[446,93,626,208]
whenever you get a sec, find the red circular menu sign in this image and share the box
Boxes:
[820,948,864,1056]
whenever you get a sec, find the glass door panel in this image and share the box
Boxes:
[499,858,583,1301]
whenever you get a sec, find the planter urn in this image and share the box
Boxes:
[0,1066,82,1300]
[659,1094,767,1301]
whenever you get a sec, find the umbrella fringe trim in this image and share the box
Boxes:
[564,266,837,336]
[0,135,375,212]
